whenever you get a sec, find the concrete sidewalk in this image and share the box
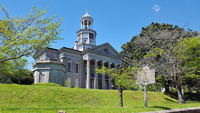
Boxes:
[141,107,200,113]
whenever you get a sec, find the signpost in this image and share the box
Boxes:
[137,66,155,108]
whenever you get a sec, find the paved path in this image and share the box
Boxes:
[141,107,200,113]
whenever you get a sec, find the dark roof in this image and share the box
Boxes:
[46,47,81,52]
[61,47,81,52]
[46,47,59,51]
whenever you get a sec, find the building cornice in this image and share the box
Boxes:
[82,49,121,60]
[32,60,66,67]
[76,29,97,35]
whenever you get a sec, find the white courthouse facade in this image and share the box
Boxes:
[33,11,121,89]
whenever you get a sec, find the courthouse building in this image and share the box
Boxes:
[32,11,121,89]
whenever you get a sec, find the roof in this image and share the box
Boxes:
[80,10,93,21]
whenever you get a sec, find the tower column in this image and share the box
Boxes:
[81,21,83,29]
[102,61,106,89]
[94,59,99,89]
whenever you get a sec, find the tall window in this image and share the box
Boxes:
[68,62,71,72]
[76,63,79,73]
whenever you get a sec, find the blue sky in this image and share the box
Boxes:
[0,0,200,70]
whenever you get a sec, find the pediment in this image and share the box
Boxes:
[89,42,120,58]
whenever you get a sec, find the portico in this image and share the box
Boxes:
[83,55,120,89]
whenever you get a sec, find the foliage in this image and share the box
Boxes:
[96,66,139,90]
[0,58,30,84]
[144,36,200,104]
[181,37,200,93]
[11,70,34,85]
[119,22,199,104]
[1,84,200,113]
[119,22,191,68]
[0,5,63,63]
[96,66,140,107]
[33,82,62,87]
[64,80,71,87]
[0,75,12,84]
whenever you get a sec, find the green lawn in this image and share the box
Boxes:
[0,84,200,113]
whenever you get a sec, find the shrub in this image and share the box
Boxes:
[33,83,62,87]
[170,88,177,93]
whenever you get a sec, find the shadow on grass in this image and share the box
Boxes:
[151,106,171,110]
[164,97,176,102]
[164,92,200,101]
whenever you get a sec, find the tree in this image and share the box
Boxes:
[143,35,200,104]
[11,58,29,84]
[119,23,185,68]
[0,58,29,84]
[181,48,200,93]
[96,66,139,107]
[120,22,199,104]
[0,5,63,63]
[11,70,34,85]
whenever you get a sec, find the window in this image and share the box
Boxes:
[75,78,79,87]
[68,62,71,72]
[76,63,79,73]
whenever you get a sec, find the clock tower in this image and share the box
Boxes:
[74,10,97,51]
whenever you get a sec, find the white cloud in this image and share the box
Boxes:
[153,5,160,12]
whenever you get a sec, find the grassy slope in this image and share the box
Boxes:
[0,84,200,113]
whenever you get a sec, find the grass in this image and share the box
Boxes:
[0,84,200,113]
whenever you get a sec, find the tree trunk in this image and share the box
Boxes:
[17,78,21,85]
[118,88,123,107]
[187,86,191,93]
[176,84,185,104]
[181,86,185,99]
[164,80,170,93]
[196,84,199,94]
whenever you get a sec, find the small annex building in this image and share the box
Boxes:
[32,11,121,89]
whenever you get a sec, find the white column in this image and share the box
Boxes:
[81,21,83,29]
[108,62,112,89]
[94,59,99,89]
[102,61,106,89]
[86,58,91,89]
[87,20,89,29]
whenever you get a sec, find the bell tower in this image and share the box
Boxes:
[74,10,97,51]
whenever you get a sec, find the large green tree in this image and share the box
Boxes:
[181,37,200,93]
[0,5,63,63]
[120,22,199,104]
[144,34,200,104]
